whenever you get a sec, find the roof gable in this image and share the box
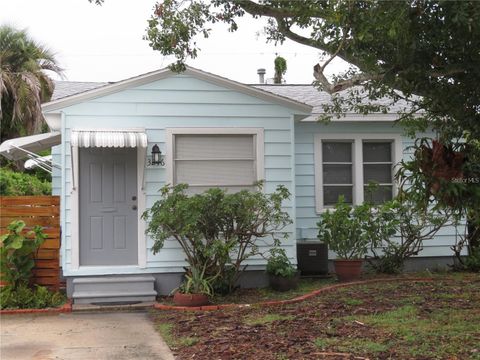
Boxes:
[42,66,312,114]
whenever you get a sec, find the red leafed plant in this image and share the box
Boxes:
[416,140,465,194]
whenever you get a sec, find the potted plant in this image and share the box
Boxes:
[266,247,300,291]
[173,264,215,307]
[317,196,371,281]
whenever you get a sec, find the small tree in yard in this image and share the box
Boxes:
[365,192,452,274]
[142,183,291,294]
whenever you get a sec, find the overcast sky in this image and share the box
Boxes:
[1,0,348,84]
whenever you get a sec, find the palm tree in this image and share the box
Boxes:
[0,25,63,143]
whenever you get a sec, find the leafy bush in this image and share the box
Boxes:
[0,220,46,288]
[266,247,297,278]
[462,249,480,272]
[0,284,65,309]
[367,195,451,274]
[142,183,292,294]
[0,220,64,310]
[317,197,381,260]
[0,168,51,195]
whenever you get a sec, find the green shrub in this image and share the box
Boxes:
[0,168,51,195]
[266,247,297,278]
[0,284,65,310]
[367,195,450,274]
[316,196,384,260]
[0,220,46,288]
[463,249,480,272]
[142,183,292,294]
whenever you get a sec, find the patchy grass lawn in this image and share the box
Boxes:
[151,272,480,359]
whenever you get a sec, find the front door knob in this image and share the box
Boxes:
[132,205,137,210]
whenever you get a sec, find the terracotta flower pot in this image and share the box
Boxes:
[173,292,210,307]
[268,271,300,292]
[334,259,363,282]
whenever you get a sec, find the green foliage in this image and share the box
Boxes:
[316,190,449,271]
[462,249,480,272]
[179,264,216,295]
[142,1,480,140]
[317,196,380,260]
[0,284,65,310]
[139,0,480,257]
[0,220,46,288]
[266,247,296,278]
[397,137,480,266]
[142,183,291,294]
[0,168,51,195]
[0,25,62,143]
[273,56,287,84]
[367,194,451,274]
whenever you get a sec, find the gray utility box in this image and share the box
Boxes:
[297,241,329,275]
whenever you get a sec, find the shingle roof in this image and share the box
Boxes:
[52,80,411,119]
[52,81,109,101]
[253,84,413,121]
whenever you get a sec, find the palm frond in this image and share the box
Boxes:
[0,25,62,141]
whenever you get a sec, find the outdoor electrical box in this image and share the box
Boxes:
[297,241,329,275]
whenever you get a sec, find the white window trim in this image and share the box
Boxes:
[314,133,403,213]
[166,128,265,187]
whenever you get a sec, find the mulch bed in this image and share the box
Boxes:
[151,273,480,360]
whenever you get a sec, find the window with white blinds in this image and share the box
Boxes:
[173,134,258,192]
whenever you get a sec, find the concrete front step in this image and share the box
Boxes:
[72,301,156,312]
[71,275,157,304]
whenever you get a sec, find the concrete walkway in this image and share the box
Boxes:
[0,312,175,360]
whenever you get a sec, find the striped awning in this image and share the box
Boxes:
[71,129,147,148]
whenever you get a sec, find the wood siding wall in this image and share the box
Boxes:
[294,122,466,258]
[0,196,61,289]
[57,74,297,276]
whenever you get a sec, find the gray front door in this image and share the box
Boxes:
[79,148,138,266]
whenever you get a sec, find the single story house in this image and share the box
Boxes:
[0,66,464,304]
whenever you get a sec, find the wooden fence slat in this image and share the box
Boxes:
[0,228,60,238]
[1,207,60,217]
[0,196,59,206]
[0,217,58,227]
[0,196,60,290]
[34,259,59,269]
[40,239,61,249]
[33,277,59,287]
[35,249,59,260]
[32,269,59,277]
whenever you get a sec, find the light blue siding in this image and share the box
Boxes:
[59,74,298,275]
[51,145,61,196]
[294,121,466,258]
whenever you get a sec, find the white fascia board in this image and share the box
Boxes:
[42,66,313,115]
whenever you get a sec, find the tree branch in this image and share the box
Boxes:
[313,64,385,94]
[233,0,322,19]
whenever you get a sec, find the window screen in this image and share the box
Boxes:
[363,141,393,204]
[322,141,353,205]
[174,134,257,192]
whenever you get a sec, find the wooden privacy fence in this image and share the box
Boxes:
[0,196,61,290]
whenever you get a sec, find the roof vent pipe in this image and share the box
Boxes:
[257,68,266,84]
